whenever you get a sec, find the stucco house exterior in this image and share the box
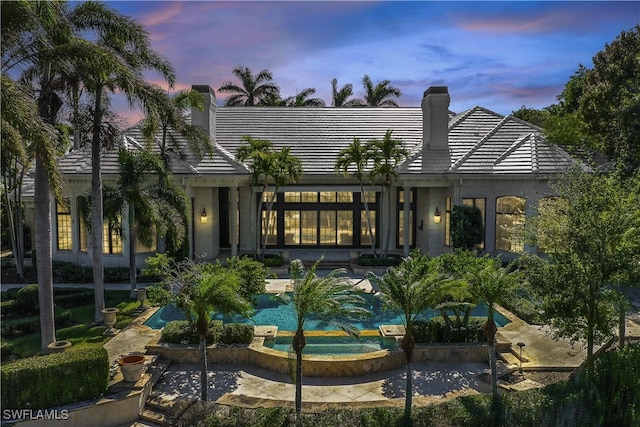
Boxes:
[27,85,580,269]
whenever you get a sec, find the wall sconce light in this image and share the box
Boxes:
[418,219,424,231]
[200,207,208,224]
[433,207,441,224]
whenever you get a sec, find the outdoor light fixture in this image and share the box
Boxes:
[433,207,441,224]
[200,207,208,224]
[418,219,424,231]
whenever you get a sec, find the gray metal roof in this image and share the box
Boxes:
[54,104,578,181]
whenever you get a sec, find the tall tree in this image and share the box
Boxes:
[218,66,279,106]
[331,78,362,107]
[236,136,302,258]
[466,257,521,401]
[367,130,409,258]
[356,75,402,107]
[2,0,72,352]
[284,87,325,107]
[279,258,370,420]
[528,167,640,368]
[335,137,377,256]
[72,4,175,322]
[450,205,484,251]
[112,149,188,297]
[368,251,466,423]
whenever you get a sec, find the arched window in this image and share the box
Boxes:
[495,196,525,252]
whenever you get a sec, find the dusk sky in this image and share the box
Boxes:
[105,1,639,123]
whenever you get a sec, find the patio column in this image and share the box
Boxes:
[230,185,238,257]
[403,186,411,257]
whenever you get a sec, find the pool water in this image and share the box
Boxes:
[143,292,511,331]
[264,335,399,355]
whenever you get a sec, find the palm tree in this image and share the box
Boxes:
[236,137,302,257]
[335,137,377,256]
[278,258,370,420]
[284,87,326,107]
[367,130,409,258]
[218,66,279,106]
[72,5,175,323]
[368,251,467,423]
[192,268,252,401]
[2,1,72,352]
[112,148,189,297]
[358,75,402,107]
[331,78,362,107]
[467,257,521,401]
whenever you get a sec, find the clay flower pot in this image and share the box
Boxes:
[118,354,146,382]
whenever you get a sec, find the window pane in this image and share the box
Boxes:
[361,211,376,246]
[336,192,353,203]
[362,191,376,204]
[301,211,317,244]
[79,211,87,252]
[445,197,451,246]
[399,190,413,204]
[261,211,277,246]
[496,196,525,252]
[56,201,72,251]
[319,192,336,203]
[284,211,300,245]
[103,221,123,254]
[301,192,317,203]
[284,192,300,203]
[262,191,275,203]
[337,211,353,245]
[319,211,337,244]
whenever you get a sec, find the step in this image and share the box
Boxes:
[146,393,178,412]
[498,351,520,367]
[140,408,165,425]
[146,357,172,388]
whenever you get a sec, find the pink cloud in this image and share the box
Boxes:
[138,2,184,28]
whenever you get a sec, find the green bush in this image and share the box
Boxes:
[14,284,39,314]
[51,261,131,283]
[54,289,94,308]
[1,347,109,410]
[1,340,14,358]
[220,323,254,345]
[226,256,268,301]
[357,254,402,267]
[412,317,486,344]
[161,320,223,345]
[259,254,284,267]
[1,310,73,338]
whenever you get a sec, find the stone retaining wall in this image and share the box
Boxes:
[147,339,489,377]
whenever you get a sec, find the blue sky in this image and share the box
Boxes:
[105,1,639,122]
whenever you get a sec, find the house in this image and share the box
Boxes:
[27,85,580,269]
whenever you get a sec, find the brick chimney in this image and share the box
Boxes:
[421,86,450,172]
[191,85,217,140]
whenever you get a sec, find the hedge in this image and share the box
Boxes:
[1,310,72,339]
[1,347,109,410]
[413,316,486,344]
[357,254,402,267]
[161,320,254,345]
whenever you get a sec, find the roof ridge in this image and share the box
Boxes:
[212,143,250,173]
[449,115,510,171]
[493,133,534,166]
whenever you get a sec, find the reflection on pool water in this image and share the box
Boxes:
[264,335,399,355]
[143,292,511,331]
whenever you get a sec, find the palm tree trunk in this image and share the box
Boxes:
[361,183,377,257]
[91,87,105,324]
[34,154,56,352]
[490,339,498,397]
[261,191,277,258]
[404,358,413,422]
[293,329,306,419]
[617,282,626,350]
[3,181,22,278]
[128,203,137,298]
[255,188,266,258]
[200,336,208,401]
[383,186,393,259]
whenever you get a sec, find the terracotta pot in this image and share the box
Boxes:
[118,354,145,382]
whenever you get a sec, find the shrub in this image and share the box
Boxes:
[259,254,284,267]
[226,256,268,301]
[161,320,223,345]
[1,310,73,339]
[1,341,14,358]
[52,261,93,283]
[1,347,109,410]
[53,289,94,308]
[412,316,486,344]
[220,323,253,345]
[14,284,39,314]
[357,254,402,267]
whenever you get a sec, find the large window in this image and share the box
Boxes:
[397,189,415,248]
[103,220,123,254]
[261,191,377,247]
[462,198,486,249]
[495,196,525,252]
[56,201,72,251]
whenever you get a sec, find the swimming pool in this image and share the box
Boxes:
[143,292,511,331]
[264,335,399,355]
